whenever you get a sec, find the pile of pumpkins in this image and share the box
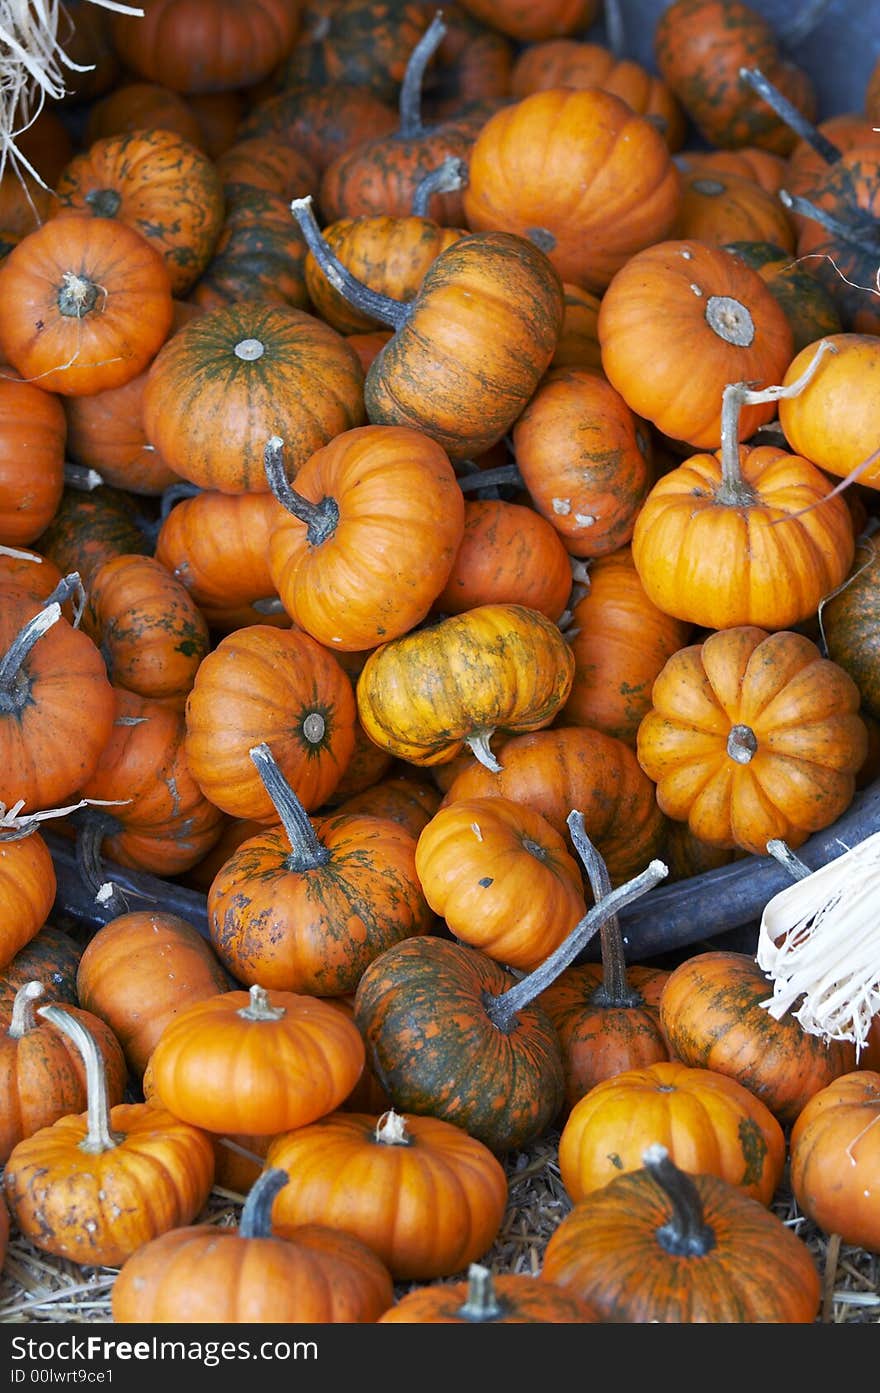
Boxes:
[1,0,879,1323]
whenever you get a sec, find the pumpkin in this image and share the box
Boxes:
[206,742,433,996]
[3,1005,216,1266]
[629,371,856,632]
[184,624,357,821]
[0,215,174,397]
[654,0,817,154]
[415,795,587,971]
[215,136,318,203]
[35,483,152,589]
[109,0,301,93]
[111,1166,395,1323]
[0,925,83,1027]
[659,950,858,1126]
[85,81,204,148]
[187,90,246,159]
[420,4,514,120]
[147,983,366,1135]
[777,333,880,491]
[142,301,365,494]
[821,542,880,719]
[0,373,66,547]
[190,187,312,314]
[0,595,115,814]
[76,687,225,877]
[722,240,843,352]
[0,980,127,1164]
[560,547,692,746]
[433,498,573,622]
[440,724,666,887]
[82,553,210,710]
[355,603,575,771]
[671,168,796,251]
[266,1107,508,1280]
[331,771,442,840]
[512,367,654,558]
[0,547,66,611]
[597,239,794,449]
[75,908,230,1080]
[282,0,431,104]
[510,38,686,151]
[677,146,787,194]
[542,1143,821,1322]
[379,1261,599,1322]
[237,82,398,176]
[53,129,225,297]
[636,626,868,856]
[462,86,681,294]
[452,0,599,44]
[292,195,564,461]
[557,1057,785,1205]
[264,425,465,652]
[318,16,474,227]
[789,1071,880,1253]
[551,283,603,373]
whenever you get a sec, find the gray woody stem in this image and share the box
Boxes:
[37,1004,123,1153]
[738,66,841,165]
[290,196,410,331]
[249,742,331,870]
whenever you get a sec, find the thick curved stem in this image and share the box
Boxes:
[44,571,85,629]
[289,196,409,331]
[484,823,668,1030]
[410,155,467,218]
[465,730,503,773]
[238,1167,289,1239]
[74,808,131,918]
[0,602,60,712]
[738,67,841,165]
[398,10,447,139]
[37,1004,123,1154]
[642,1144,716,1257]
[778,189,880,259]
[457,465,522,494]
[263,437,339,544]
[569,818,641,1008]
[765,839,812,882]
[455,1265,507,1322]
[63,463,103,491]
[160,479,202,522]
[249,742,331,871]
[8,980,44,1039]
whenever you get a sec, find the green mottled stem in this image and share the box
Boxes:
[290,196,410,331]
[74,809,130,917]
[738,66,840,164]
[484,822,668,1030]
[37,1003,124,1153]
[778,189,880,257]
[0,602,61,713]
[457,465,523,494]
[160,479,202,521]
[569,817,641,1009]
[456,1265,507,1322]
[237,984,286,1023]
[398,10,447,139]
[263,436,339,544]
[238,1167,289,1238]
[643,1144,716,1257]
[766,839,812,881]
[717,339,838,507]
[411,155,468,217]
[8,980,44,1039]
[249,742,331,870]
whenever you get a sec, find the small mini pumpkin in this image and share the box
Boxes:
[789,1070,880,1253]
[379,1261,600,1323]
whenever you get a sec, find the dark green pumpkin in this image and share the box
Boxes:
[723,241,843,352]
[0,925,83,1028]
[35,485,152,589]
[353,935,565,1154]
[821,543,880,720]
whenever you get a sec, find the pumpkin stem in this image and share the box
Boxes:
[8,980,44,1039]
[454,1264,507,1322]
[263,436,339,544]
[64,462,103,491]
[289,196,410,331]
[716,338,838,507]
[57,272,103,319]
[642,1143,716,1257]
[237,984,286,1023]
[410,155,468,218]
[373,1108,413,1147]
[44,570,85,629]
[398,10,446,140]
[160,479,202,522]
[765,839,812,881]
[85,187,122,218]
[237,1166,289,1239]
[74,808,131,917]
[485,824,668,1031]
[456,464,523,495]
[249,742,332,870]
[778,188,880,257]
[726,723,758,764]
[569,818,642,1009]
[738,66,841,165]
[465,729,503,773]
[36,1003,124,1154]
[0,601,61,714]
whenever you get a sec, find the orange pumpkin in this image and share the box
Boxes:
[433,497,573,621]
[109,0,301,93]
[0,372,66,546]
[671,168,795,250]
[789,1071,880,1252]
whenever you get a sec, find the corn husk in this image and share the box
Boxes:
[757,830,880,1053]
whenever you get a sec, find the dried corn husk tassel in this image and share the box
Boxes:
[757,832,880,1054]
[0,0,142,186]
